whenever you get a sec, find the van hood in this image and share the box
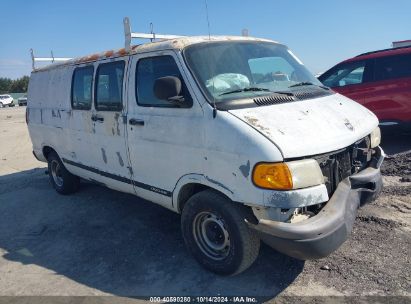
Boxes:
[229,93,378,158]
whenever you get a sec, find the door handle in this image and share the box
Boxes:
[129,118,144,126]
[91,114,104,122]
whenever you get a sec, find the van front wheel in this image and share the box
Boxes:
[47,151,80,194]
[181,190,260,275]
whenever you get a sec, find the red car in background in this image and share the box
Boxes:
[319,45,411,130]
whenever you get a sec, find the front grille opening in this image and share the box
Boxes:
[314,137,372,196]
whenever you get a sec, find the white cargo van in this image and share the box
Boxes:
[27,18,384,275]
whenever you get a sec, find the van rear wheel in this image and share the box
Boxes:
[47,151,80,194]
[181,190,260,275]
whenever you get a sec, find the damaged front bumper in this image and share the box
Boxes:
[248,146,384,260]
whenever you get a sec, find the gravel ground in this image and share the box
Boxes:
[0,107,410,303]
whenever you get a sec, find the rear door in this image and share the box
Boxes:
[361,53,411,123]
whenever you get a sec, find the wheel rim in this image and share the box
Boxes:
[193,211,231,260]
[50,160,63,187]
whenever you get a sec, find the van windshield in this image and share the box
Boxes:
[184,41,323,103]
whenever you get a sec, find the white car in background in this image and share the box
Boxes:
[0,94,14,107]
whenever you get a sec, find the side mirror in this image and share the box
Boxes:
[153,76,187,106]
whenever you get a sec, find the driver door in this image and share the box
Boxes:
[126,51,204,207]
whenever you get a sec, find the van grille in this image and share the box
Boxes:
[314,136,372,195]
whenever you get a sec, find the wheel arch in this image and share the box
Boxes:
[42,145,57,160]
[173,174,248,213]
[173,174,238,214]
[177,182,212,213]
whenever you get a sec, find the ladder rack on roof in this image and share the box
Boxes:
[30,49,72,70]
[123,17,185,52]
[30,18,183,70]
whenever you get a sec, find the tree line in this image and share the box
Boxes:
[0,76,30,94]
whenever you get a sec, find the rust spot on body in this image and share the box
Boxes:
[105,50,114,58]
[244,115,271,135]
[117,48,127,56]
[89,54,99,61]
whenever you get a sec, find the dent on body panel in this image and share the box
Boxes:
[205,176,234,195]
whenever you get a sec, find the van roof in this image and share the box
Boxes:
[32,35,278,73]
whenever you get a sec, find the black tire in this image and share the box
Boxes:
[181,189,260,275]
[47,151,80,194]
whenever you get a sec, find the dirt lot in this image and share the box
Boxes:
[0,107,410,302]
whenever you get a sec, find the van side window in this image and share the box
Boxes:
[136,56,192,107]
[71,66,93,110]
[95,61,125,111]
[374,54,411,81]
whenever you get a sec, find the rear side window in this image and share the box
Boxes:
[136,55,192,107]
[95,61,125,111]
[71,66,93,110]
[374,54,411,81]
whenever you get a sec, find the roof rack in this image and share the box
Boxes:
[123,17,185,52]
[30,49,72,70]
[30,18,184,70]
[355,45,411,58]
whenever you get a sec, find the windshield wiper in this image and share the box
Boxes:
[289,81,330,90]
[219,87,295,97]
[219,87,271,96]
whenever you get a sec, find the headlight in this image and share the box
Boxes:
[370,126,381,148]
[252,159,324,190]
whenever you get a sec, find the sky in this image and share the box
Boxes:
[1,0,410,79]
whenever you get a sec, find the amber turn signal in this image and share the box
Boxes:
[252,163,293,190]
